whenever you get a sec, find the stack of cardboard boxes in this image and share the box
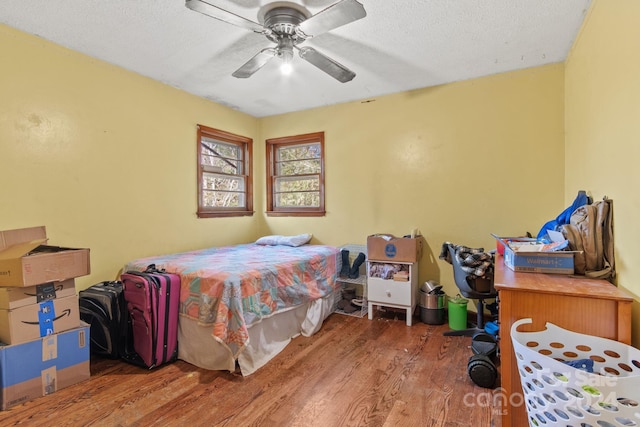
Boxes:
[0,226,91,410]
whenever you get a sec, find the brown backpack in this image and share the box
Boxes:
[561,197,615,282]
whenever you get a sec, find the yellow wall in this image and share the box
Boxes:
[1,24,568,304]
[260,65,566,296]
[565,0,640,345]
[0,24,262,288]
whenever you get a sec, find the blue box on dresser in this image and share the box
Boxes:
[503,244,574,274]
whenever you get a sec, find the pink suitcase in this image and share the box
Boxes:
[121,265,180,369]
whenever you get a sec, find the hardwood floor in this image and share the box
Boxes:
[0,311,503,426]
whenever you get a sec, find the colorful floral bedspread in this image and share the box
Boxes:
[124,243,338,357]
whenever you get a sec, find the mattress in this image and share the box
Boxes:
[124,243,339,368]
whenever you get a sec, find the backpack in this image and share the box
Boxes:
[560,197,615,282]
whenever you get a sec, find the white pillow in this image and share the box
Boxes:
[255,233,312,247]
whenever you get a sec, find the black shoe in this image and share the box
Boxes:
[349,252,366,279]
[340,249,350,278]
[342,287,356,300]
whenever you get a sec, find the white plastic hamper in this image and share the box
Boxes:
[510,318,640,426]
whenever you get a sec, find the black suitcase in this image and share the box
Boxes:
[79,281,130,359]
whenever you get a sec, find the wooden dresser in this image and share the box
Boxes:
[494,255,633,427]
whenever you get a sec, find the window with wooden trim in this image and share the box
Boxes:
[197,125,253,218]
[266,132,325,217]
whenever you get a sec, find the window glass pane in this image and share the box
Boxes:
[277,143,320,161]
[276,143,320,176]
[275,176,319,192]
[276,159,320,176]
[203,172,245,207]
[201,137,243,175]
[202,191,245,208]
[275,192,320,208]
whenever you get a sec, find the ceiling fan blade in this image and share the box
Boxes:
[186,0,265,34]
[232,48,276,78]
[297,0,366,38]
[297,46,355,83]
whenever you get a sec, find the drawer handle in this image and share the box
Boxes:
[386,290,391,297]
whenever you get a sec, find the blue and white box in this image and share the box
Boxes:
[0,323,90,410]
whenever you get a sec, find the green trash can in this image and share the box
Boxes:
[448,294,469,330]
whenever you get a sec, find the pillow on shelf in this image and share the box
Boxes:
[255,233,312,247]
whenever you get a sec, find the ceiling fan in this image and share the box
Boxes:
[185,0,367,82]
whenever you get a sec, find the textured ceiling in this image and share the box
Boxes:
[1,0,591,118]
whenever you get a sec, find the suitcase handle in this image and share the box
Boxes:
[144,264,166,274]
[103,280,123,287]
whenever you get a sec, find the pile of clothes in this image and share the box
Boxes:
[439,242,493,278]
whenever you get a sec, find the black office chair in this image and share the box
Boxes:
[444,245,497,337]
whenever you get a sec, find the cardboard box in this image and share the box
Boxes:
[0,295,80,345]
[0,226,90,287]
[0,279,76,310]
[494,235,537,255]
[503,243,575,274]
[367,234,423,262]
[0,323,90,410]
[393,271,409,281]
[493,234,575,274]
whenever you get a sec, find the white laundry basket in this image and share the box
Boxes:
[510,318,640,426]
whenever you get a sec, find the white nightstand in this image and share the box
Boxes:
[367,260,418,326]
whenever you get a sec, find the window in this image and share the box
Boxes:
[266,132,325,216]
[197,125,253,218]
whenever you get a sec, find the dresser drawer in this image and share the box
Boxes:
[368,277,412,306]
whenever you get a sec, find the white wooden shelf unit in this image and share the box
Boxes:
[334,244,368,318]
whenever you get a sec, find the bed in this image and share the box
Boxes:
[123,238,339,375]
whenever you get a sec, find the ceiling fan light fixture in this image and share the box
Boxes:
[280,62,293,75]
[279,49,293,75]
[277,36,294,75]
[277,37,295,59]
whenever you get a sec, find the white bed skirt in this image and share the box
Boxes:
[177,291,337,376]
